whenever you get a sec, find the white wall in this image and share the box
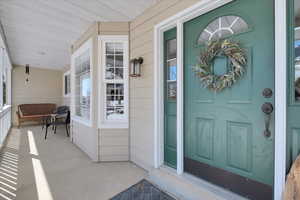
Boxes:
[70,22,130,162]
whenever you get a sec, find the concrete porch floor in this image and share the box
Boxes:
[0,125,147,200]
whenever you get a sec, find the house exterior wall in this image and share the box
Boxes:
[98,22,130,161]
[99,129,129,161]
[70,22,129,161]
[71,22,99,161]
[129,0,200,170]
[12,66,63,125]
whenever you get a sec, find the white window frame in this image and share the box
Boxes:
[0,47,10,109]
[63,70,71,97]
[98,35,129,129]
[71,39,93,127]
[0,29,12,114]
[154,0,286,199]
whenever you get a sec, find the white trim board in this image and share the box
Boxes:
[153,0,286,200]
[274,0,287,199]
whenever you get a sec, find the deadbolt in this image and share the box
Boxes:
[262,88,273,98]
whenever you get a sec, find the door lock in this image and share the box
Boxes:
[261,102,273,138]
[262,88,273,98]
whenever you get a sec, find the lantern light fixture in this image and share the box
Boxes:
[130,57,143,77]
[25,64,30,83]
[25,64,30,75]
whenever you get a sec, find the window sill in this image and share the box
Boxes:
[72,115,92,127]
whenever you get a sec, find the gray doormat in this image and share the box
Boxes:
[110,179,176,200]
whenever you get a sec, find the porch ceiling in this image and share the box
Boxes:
[0,0,158,70]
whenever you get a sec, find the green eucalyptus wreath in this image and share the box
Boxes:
[194,39,247,92]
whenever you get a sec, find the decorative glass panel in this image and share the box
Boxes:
[167,39,177,60]
[106,83,124,120]
[75,49,91,120]
[295,2,300,101]
[198,16,249,45]
[166,39,177,99]
[168,60,177,81]
[168,82,177,99]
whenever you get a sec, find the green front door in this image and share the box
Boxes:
[164,28,177,168]
[287,0,300,173]
[184,0,274,199]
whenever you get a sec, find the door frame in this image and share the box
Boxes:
[153,0,287,199]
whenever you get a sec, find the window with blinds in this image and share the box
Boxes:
[74,49,91,120]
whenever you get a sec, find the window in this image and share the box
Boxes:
[63,71,71,97]
[99,36,128,128]
[198,16,249,45]
[166,38,177,99]
[71,39,92,125]
[0,48,8,107]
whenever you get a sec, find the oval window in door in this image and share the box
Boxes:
[198,15,249,45]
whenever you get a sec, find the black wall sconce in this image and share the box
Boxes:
[25,64,30,75]
[25,64,30,83]
[130,57,143,77]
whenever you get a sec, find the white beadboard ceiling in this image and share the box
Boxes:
[0,0,158,70]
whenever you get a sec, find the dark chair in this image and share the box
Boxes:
[53,106,69,134]
[42,105,68,130]
[44,106,70,140]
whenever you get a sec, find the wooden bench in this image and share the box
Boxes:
[16,104,56,127]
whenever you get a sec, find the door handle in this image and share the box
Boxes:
[261,102,273,138]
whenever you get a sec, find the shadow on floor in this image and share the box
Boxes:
[0,126,147,200]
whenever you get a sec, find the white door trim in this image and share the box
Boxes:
[153,0,286,199]
[274,0,287,199]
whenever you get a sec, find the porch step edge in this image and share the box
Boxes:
[148,167,248,200]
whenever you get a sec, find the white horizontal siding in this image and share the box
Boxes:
[129,0,200,170]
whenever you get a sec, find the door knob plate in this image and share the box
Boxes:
[261,102,273,138]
